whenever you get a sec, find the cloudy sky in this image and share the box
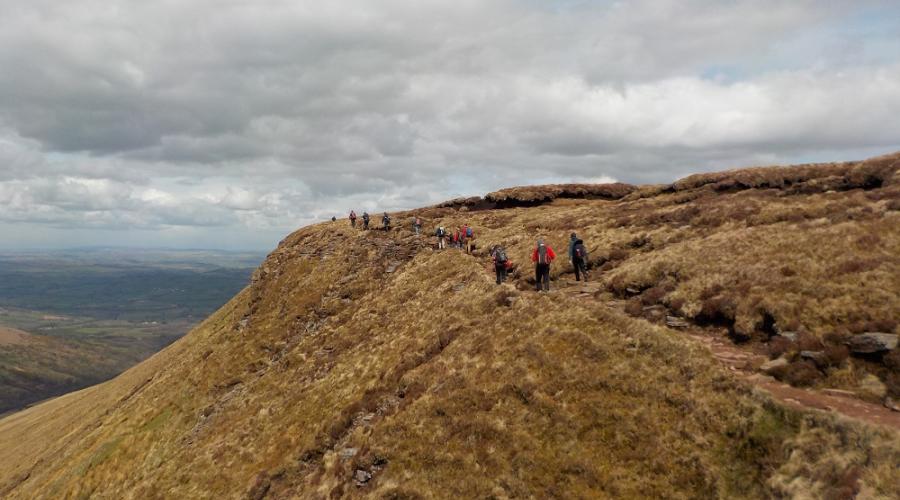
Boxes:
[2,0,899,250]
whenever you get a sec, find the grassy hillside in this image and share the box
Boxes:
[0,153,898,498]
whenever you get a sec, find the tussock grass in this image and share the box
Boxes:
[0,153,898,498]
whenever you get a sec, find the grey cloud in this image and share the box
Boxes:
[1,0,899,248]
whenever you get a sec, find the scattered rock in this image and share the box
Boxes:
[760,357,789,374]
[385,263,399,273]
[665,316,689,328]
[625,287,640,295]
[778,332,798,342]
[885,397,900,412]
[340,448,358,459]
[847,333,897,354]
[354,469,372,484]
[452,284,465,293]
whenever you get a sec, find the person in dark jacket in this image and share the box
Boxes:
[362,212,370,230]
[382,212,391,231]
[569,233,588,281]
[491,245,509,284]
[531,238,556,291]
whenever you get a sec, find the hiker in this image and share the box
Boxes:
[569,233,589,281]
[453,228,461,248]
[382,212,391,231]
[531,238,556,292]
[349,210,357,228]
[436,226,447,249]
[331,216,336,222]
[362,212,370,230]
[491,245,509,284]
[463,224,474,254]
[413,215,422,235]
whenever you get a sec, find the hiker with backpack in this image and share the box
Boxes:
[349,210,357,228]
[453,228,461,248]
[569,233,589,281]
[463,224,474,254]
[362,212,370,230]
[531,238,556,292]
[382,212,391,231]
[491,245,509,284]
[436,226,447,249]
[413,216,422,235]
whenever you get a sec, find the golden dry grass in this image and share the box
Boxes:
[0,153,898,498]
[0,326,30,346]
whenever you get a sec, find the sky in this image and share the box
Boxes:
[1,0,899,251]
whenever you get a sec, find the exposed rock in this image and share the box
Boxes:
[354,469,372,484]
[760,357,789,374]
[385,263,399,273]
[340,448,358,459]
[847,333,898,354]
[778,332,798,342]
[246,473,270,500]
[665,316,689,328]
[885,397,900,413]
[625,287,640,295]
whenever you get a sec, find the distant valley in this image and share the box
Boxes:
[0,248,263,414]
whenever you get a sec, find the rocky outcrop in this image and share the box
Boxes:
[847,333,898,354]
[760,357,789,374]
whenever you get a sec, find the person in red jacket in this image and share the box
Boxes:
[531,238,556,292]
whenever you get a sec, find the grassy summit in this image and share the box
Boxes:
[0,153,898,498]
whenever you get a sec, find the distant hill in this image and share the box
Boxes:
[0,249,264,321]
[0,249,262,414]
[0,154,898,498]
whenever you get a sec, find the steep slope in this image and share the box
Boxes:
[1,153,899,499]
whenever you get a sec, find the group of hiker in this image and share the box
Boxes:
[348,210,390,231]
[489,233,588,291]
[343,210,588,292]
[434,224,475,253]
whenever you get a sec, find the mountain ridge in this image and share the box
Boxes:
[1,152,899,498]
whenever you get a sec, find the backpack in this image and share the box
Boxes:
[574,241,587,260]
[537,244,549,265]
[465,227,473,238]
[495,248,508,263]
[436,227,445,237]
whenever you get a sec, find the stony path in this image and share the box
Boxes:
[550,277,900,431]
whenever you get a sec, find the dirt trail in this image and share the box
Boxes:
[548,277,900,431]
